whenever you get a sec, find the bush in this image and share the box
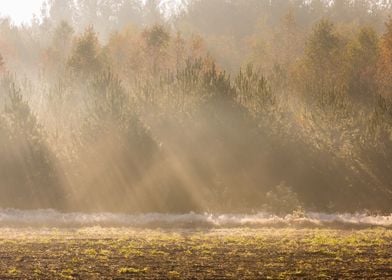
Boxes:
[265,182,303,215]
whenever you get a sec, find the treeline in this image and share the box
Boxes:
[0,0,391,213]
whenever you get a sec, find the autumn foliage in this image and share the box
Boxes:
[0,0,391,213]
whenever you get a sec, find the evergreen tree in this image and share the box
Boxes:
[142,24,170,75]
[0,80,64,209]
[68,26,103,79]
[377,17,392,97]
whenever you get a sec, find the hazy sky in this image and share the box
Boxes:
[0,0,44,25]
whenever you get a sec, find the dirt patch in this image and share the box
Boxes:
[0,228,390,279]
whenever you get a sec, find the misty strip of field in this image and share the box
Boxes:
[0,209,390,229]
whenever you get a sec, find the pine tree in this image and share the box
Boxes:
[0,53,4,70]
[68,26,103,79]
[142,24,170,75]
[377,17,392,97]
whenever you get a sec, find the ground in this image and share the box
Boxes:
[0,227,390,279]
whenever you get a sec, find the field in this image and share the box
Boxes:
[0,227,390,279]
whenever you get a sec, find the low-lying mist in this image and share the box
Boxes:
[0,209,391,229]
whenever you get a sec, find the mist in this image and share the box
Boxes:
[0,0,391,215]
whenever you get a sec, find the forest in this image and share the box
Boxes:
[1,0,392,214]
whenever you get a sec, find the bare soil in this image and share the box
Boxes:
[0,228,390,279]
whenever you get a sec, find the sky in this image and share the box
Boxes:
[0,0,44,25]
